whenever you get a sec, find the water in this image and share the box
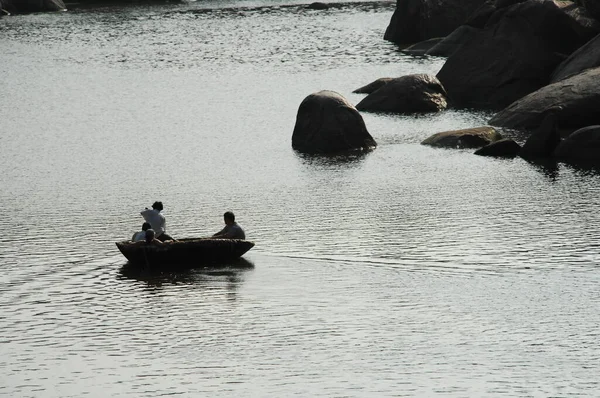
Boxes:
[1,1,600,396]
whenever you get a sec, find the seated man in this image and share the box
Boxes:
[132,222,151,242]
[212,211,245,240]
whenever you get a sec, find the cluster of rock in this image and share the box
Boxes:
[293,0,600,167]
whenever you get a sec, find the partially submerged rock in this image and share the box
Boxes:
[292,90,376,154]
[353,78,393,94]
[554,125,600,166]
[356,74,447,114]
[474,139,522,158]
[307,2,329,10]
[384,0,487,45]
[1,0,65,13]
[422,126,502,149]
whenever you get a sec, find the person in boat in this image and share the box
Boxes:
[131,222,151,242]
[144,229,164,245]
[212,211,245,240]
[140,201,174,242]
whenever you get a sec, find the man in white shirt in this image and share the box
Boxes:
[141,201,173,241]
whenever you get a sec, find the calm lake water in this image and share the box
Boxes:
[1,1,600,396]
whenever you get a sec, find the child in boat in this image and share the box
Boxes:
[144,229,164,245]
[132,222,151,242]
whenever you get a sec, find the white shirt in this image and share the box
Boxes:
[141,209,166,237]
[132,231,146,242]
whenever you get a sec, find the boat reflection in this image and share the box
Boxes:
[117,257,255,289]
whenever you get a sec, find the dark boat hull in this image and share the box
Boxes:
[116,238,255,268]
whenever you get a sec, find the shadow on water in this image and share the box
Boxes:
[117,257,255,288]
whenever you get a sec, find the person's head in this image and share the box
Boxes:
[145,229,156,243]
[223,211,235,225]
[152,201,163,211]
[142,222,151,231]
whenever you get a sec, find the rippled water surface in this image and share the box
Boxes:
[1,1,600,396]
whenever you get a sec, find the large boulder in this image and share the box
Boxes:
[551,33,600,83]
[519,109,562,159]
[474,139,522,158]
[1,0,65,13]
[554,125,600,166]
[353,78,393,94]
[422,126,502,149]
[426,25,480,57]
[383,0,488,45]
[489,66,600,132]
[356,74,447,114]
[292,90,376,154]
[436,0,591,110]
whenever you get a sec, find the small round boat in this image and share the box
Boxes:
[116,238,255,268]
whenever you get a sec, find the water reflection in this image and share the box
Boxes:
[117,257,255,289]
[523,157,559,181]
[295,150,372,168]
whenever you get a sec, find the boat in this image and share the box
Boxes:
[115,238,255,268]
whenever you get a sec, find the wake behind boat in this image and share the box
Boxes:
[116,238,255,268]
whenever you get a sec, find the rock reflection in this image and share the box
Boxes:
[295,150,372,168]
[523,157,559,180]
[117,257,255,291]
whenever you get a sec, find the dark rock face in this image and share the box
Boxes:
[356,74,447,114]
[384,0,488,45]
[422,126,503,149]
[292,90,376,154]
[489,66,600,132]
[426,25,480,57]
[353,78,393,94]
[1,0,65,13]
[554,125,600,165]
[307,2,329,10]
[436,0,590,110]
[551,33,600,83]
[474,139,522,158]
[519,110,562,159]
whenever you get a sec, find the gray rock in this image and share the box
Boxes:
[292,90,376,154]
[436,0,591,110]
[353,78,393,94]
[422,126,503,149]
[356,74,447,114]
[489,66,600,132]
[474,139,522,158]
[554,125,600,165]
[384,0,488,45]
